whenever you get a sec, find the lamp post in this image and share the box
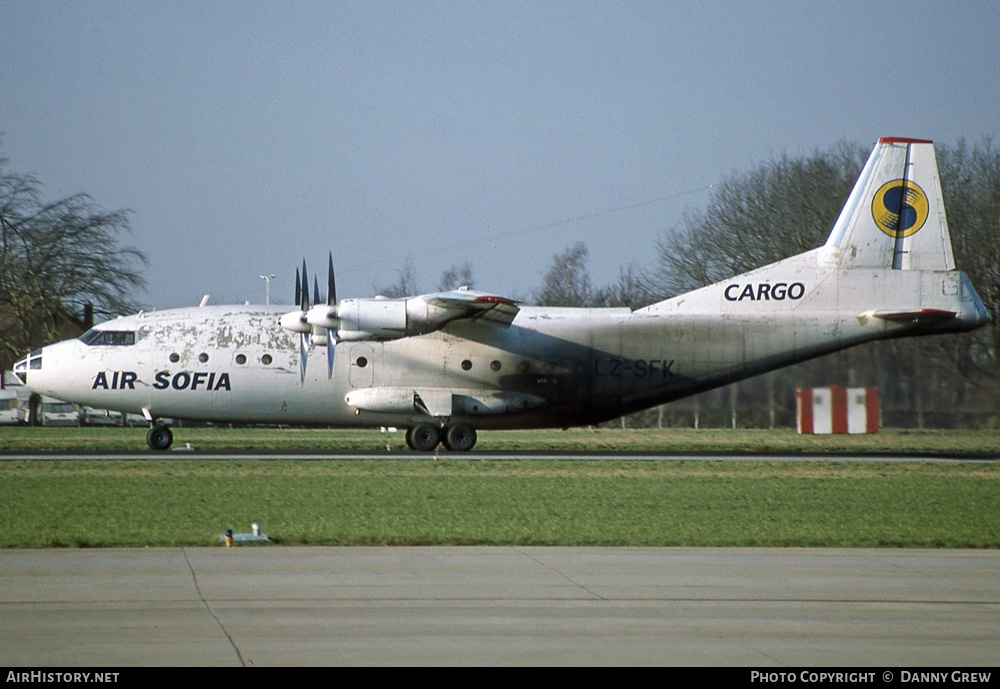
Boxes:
[259,274,276,305]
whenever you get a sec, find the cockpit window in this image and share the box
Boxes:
[79,329,136,346]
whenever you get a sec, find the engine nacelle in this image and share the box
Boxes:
[279,309,330,345]
[303,297,459,342]
[289,289,518,343]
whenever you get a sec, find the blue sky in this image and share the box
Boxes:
[2,1,998,309]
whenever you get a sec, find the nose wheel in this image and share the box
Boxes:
[146,424,173,451]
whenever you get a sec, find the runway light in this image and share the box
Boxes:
[219,524,270,545]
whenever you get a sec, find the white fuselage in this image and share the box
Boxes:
[18,255,986,430]
[13,140,989,440]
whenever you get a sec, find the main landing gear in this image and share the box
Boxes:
[405,421,478,452]
[146,423,173,451]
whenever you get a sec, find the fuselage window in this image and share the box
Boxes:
[198,353,209,363]
[461,359,473,371]
[169,353,180,363]
[236,354,247,365]
[261,354,272,365]
[79,329,136,346]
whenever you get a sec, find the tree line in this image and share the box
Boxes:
[3,137,997,428]
[529,140,1000,429]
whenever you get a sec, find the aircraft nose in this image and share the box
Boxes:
[11,349,42,387]
[13,340,82,398]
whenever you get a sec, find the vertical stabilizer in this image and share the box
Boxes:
[824,138,954,271]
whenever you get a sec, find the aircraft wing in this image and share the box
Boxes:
[421,290,520,327]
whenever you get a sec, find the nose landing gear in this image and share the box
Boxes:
[146,424,173,451]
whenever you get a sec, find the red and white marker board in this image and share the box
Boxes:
[796,385,878,434]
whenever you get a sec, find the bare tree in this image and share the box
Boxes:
[533,241,593,307]
[938,138,1000,372]
[373,256,419,298]
[437,262,474,291]
[0,141,147,370]
[646,143,867,299]
[593,264,649,309]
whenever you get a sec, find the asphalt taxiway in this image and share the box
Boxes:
[2,547,998,666]
[2,450,994,461]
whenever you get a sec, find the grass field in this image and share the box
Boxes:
[1,427,998,549]
[2,425,999,455]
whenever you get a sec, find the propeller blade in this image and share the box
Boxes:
[327,334,336,379]
[326,252,337,379]
[300,260,310,381]
[299,332,307,384]
[294,268,301,308]
[327,252,336,306]
[301,260,311,349]
[300,260,310,310]
[313,276,320,307]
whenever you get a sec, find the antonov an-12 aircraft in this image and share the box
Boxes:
[13,138,988,451]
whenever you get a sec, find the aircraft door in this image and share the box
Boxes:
[348,344,375,388]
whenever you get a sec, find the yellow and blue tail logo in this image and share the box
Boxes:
[871,179,929,238]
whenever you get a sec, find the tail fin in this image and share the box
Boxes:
[824,138,954,271]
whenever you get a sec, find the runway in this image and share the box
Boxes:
[2,450,993,462]
[2,547,998,666]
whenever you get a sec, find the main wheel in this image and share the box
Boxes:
[146,424,173,451]
[444,423,477,451]
[407,422,440,451]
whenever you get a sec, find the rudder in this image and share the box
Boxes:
[824,138,955,271]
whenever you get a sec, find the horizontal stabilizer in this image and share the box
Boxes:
[864,308,956,323]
